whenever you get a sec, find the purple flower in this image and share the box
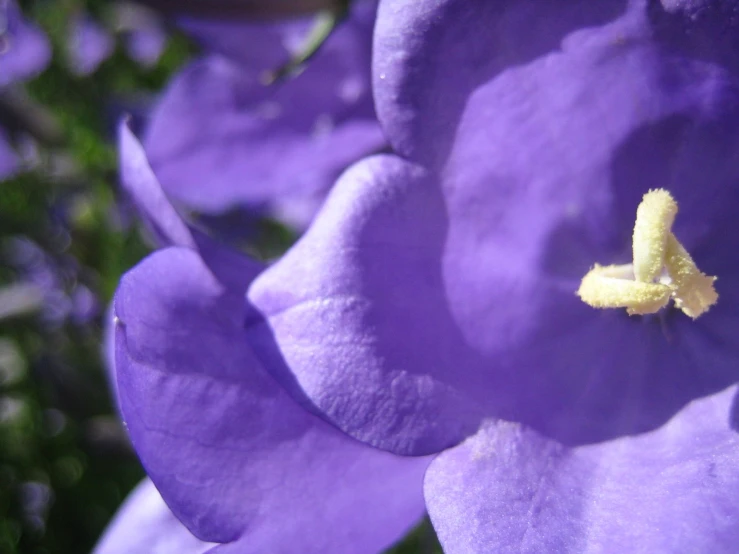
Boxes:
[67,6,169,76]
[3,237,97,326]
[143,1,384,229]
[244,0,739,550]
[0,0,49,88]
[0,0,50,179]
[114,2,168,68]
[67,14,115,76]
[108,122,429,552]
[123,24,167,68]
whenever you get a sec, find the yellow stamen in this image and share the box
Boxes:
[632,189,678,283]
[577,264,673,315]
[663,234,718,319]
[577,189,718,319]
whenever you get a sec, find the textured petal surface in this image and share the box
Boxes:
[425,386,739,554]
[145,1,384,228]
[68,14,114,76]
[114,246,429,551]
[248,155,484,454]
[93,479,215,554]
[248,0,739,455]
[0,0,50,87]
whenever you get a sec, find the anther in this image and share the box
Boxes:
[577,189,718,318]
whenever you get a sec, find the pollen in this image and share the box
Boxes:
[632,189,678,283]
[577,264,673,316]
[577,189,718,318]
[663,234,718,319]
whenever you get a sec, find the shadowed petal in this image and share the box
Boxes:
[144,1,383,228]
[425,386,739,553]
[372,0,626,166]
[115,246,429,551]
[176,15,307,71]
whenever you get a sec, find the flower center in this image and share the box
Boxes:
[577,189,718,319]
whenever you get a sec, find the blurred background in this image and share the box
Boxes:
[0,0,438,552]
[1,1,188,552]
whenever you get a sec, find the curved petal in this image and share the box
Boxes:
[144,1,384,228]
[118,122,263,291]
[0,0,50,87]
[101,301,121,410]
[425,386,739,553]
[114,246,429,551]
[248,0,739,455]
[248,155,485,455]
[373,0,739,167]
[119,121,195,248]
[93,479,215,554]
[373,0,626,166]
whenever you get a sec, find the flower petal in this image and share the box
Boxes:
[118,121,263,291]
[425,386,739,553]
[373,0,626,166]
[248,0,739,455]
[248,155,485,455]
[115,246,429,550]
[176,15,306,72]
[144,2,383,228]
[119,121,195,248]
[93,479,216,554]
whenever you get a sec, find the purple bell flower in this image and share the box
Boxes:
[106,122,429,553]
[143,0,384,229]
[244,0,739,550]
